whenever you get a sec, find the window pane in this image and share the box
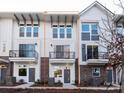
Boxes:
[60,28,65,38]
[91,24,98,34]
[26,26,32,37]
[81,33,90,40]
[92,68,100,77]
[53,28,58,38]
[93,46,98,59]
[67,28,72,38]
[33,27,38,37]
[19,68,27,76]
[91,35,99,40]
[19,27,25,37]
[19,44,35,57]
[87,46,92,59]
[82,24,89,32]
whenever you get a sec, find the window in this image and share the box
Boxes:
[19,27,25,37]
[54,45,70,58]
[91,24,98,34]
[66,27,72,38]
[60,27,65,38]
[81,23,99,40]
[26,26,32,37]
[53,28,58,38]
[19,68,27,76]
[54,69,62,77]
[92,68,100,77]
[19,44,35,57]
[87,45,98,59]
[33,26,38,37]
[82,24,89,32]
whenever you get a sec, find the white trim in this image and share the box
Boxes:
[0,58,9,63]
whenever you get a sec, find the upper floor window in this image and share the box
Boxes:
[66,26,72,38]
[19,27,25,37]
[26,26,32,37]
[52,25,72,39]
[19,44,35,57]
[19,24,39,37]
[60,27,65,38]
[81,23,99,41]
[82,24,89,32]
[33,26,39,37]
[87,45,98,59]
[53,27,58,38]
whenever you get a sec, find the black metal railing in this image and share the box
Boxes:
[9,50,38,58]
[49,51,75,59]
[82,52,108,61]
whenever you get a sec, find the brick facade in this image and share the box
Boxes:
[75,59,79,84]
[40,57,49,82]
[80,65,106,86]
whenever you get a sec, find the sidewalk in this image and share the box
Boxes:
[14,82,34,88]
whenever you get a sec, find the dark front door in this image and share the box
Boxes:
[1,68,7,81]
[64,69,70,83]
[107,70,112,83]
[29,68,35,82]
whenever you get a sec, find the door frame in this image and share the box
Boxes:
[29,68,35,82]
[106,67,113,84]
[64,69,70,83]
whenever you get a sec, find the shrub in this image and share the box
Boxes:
[19,79,24,84]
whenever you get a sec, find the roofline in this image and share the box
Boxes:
[79,1,114,16]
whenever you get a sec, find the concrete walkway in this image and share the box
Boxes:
[63,84,77,89]
[14,82,34,88]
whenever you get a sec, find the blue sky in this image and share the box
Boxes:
[0,0,122,14]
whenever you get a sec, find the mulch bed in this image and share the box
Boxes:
[31,84,63,87]
[0,83,26,86]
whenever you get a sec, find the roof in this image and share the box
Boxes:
[79,1,114,16]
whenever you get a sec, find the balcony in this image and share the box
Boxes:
[49,51,75,63]
[9,50,38,62]
[86,52,108,65]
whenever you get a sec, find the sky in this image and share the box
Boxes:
[0,0,123,14]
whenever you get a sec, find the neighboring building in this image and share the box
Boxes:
[112,15,124,86]
[0,1,116,85]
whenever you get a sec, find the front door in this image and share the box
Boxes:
[29,68,35,82]
[1,68,6,81]
[64,69,70,83]
[107,69,112,83]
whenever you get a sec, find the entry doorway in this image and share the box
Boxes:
[64,69,70,83]
[29,68,35,82]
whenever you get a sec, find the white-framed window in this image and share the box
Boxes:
[26,26,32,37]
[19,26,25,37]
[81,22,99,40]
[52,25,72,39]
[53,25,58,38]
[33,26,39,37]
[19,68,27,76]
[92,68,100,77]
[19,24,39,37]
[66,25,72,38]
[59,25,65,38]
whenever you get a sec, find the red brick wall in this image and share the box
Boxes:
[80,65,106,86]
[40,57,49,82]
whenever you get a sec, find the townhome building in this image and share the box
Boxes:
[0,1,117,86]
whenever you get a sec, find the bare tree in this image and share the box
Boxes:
[98,0,124,93]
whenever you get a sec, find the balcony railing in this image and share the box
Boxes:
[83,52,108,61]
[9,50,38,58]
[49,51,75,59]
